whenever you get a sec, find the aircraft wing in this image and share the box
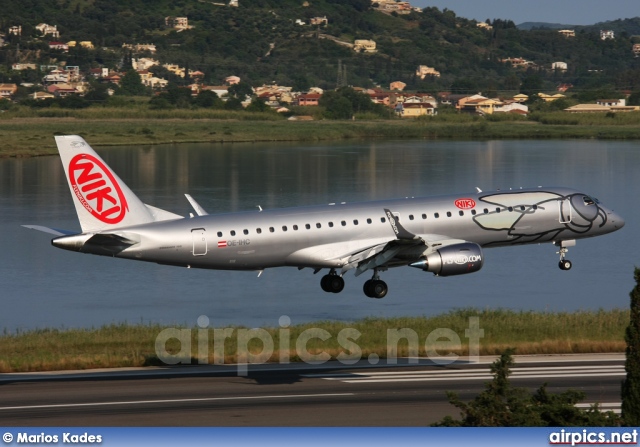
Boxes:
[338,208,468,276]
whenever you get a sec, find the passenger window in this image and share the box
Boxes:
[305,224,311,230]
[217,231,223,237]
[533,205,538,210]
[293,225,298,231]
[483,209,488,214]
[367,218,372,224]
[230,230,236,236]
[316,223,321,228]
[471,210,477,215]
[520,206,525,211]
[446,212,452,217]
[496,208,501,213]
[256,228,262,234]
[381,217,386,223]
[508,207,513,212]
[459,211,464,216]
[341,221,346,226]
[434,213,439,218]
[422,213,427,219]
[269,227,275,233]
[282,226,287,232]
[409,215,414,220]
[353,220,359,225]
[243,229,249,235]
[329,222,334,228]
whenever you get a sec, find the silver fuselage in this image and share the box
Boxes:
[58,187,623,272]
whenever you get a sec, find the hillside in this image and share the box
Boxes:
[1,0,639,94]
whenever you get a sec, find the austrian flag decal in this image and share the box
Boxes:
[217,241,227,248]
[68,153,129,224]
[454,198,476,210]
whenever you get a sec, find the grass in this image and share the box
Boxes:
[0,108,640,157]
[0,309,628,373]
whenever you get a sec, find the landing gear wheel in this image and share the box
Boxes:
[364,279,388,299]
[320,275,331,292]
[321,274,344,293]
[559,260,572,271]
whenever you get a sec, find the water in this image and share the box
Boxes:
[0,139,636,332]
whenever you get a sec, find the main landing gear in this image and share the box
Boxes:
[363,269,388,299]
[555,240,575,271]
[320,270,345,293]
[319,268,389,298]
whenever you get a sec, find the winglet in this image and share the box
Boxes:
[383,209,417,240]
[185,194,209,216]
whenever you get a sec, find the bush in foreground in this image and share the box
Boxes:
[433,350,620,426]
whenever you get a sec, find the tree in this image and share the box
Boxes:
[224,97,244,110]
[622,268,640,426]
[626,92,640,106]
[119,69,146,96]
[434,350,620,426]
[84,82,110,102]
[148,96,173,110]
[520,75,543,96]
[194,90,222,108]
[246,97,270,113]
[319,90,353,119]
[227,81,254,101]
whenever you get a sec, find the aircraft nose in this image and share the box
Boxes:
[608,210,625,230]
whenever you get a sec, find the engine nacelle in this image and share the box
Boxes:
[410,242,483,276]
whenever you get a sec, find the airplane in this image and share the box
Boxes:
[24,136,625,299]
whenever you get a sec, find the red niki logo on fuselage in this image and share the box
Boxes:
[68,153,129,224]
[454,198,476,210]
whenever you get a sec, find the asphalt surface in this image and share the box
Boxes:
[0,354,624,426]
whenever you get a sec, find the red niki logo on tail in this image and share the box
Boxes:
[68,153,129,224]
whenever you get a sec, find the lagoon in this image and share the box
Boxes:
[0,139,636,332]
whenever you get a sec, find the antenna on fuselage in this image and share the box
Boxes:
[257,205,263,212]
[476,187,482,193]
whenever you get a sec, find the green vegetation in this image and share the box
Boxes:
[1,1,640,94]
[433,350,620,426]
[622,268,640,425]
[2,112,640,158]
[0,309,627,373]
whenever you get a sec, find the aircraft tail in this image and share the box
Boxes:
[55,135,182,233]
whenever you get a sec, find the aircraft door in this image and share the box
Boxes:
[191,228,207,256]
[558,198,572,223]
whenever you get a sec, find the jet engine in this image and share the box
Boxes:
[410,242,483,276]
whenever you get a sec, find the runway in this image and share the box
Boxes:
[0,354,624,426]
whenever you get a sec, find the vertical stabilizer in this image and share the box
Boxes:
[56,135,157,233]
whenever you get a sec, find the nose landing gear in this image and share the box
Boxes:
[363,269,388,299]
[555,240,575,271]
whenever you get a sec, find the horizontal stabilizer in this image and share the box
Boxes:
[145,204,183,221]
[21,225,76,236]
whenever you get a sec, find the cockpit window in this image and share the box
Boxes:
[583,196,599,206]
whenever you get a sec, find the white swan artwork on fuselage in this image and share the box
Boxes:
[472,191,609,245]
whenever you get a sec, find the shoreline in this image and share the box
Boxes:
[1,117,640,158]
